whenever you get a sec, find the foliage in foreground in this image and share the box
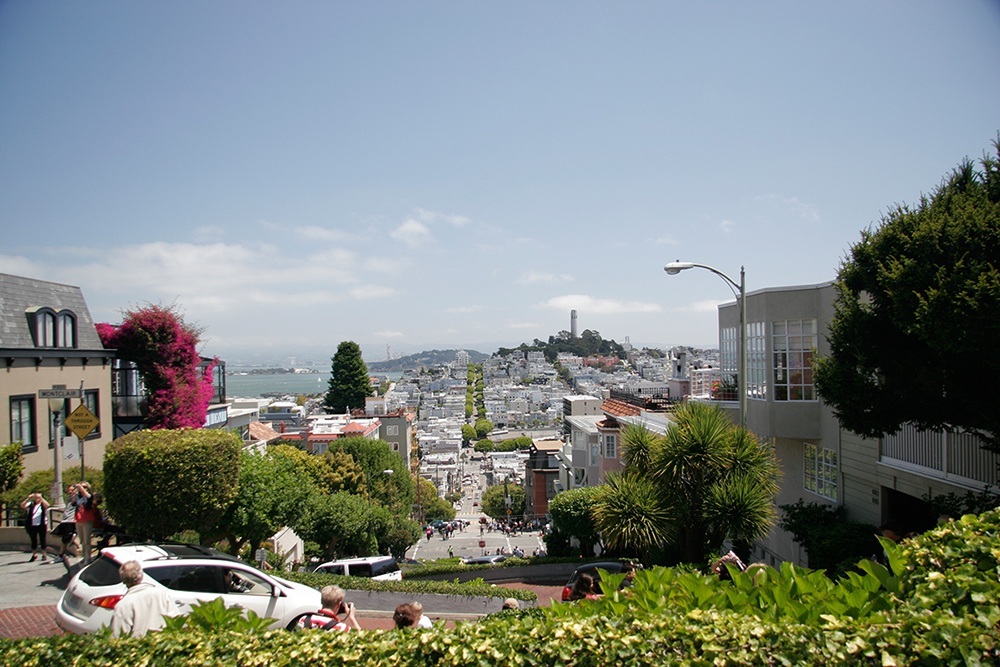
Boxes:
[4,509,1000,665]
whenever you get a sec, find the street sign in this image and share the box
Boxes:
[38,385,82,399]
[65,404,99,440]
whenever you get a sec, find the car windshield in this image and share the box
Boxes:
[78,555,123,587]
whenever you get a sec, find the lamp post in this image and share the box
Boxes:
[664,261,747,428]
[48,397,66,509]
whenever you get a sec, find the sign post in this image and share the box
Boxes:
[66,403,99,480]
[39,385,82,508]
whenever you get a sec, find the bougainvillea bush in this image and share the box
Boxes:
[98,304,216,429]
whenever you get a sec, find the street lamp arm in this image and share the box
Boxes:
[664,261,740,295]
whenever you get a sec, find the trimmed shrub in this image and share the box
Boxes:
[103,429,241,541]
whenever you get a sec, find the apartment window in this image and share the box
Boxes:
[772,319,817,401]
[11,396,36,454]
[747,321,766,400]
[385,424,399,437]
[803,443,838,501]
[604,434,617,459]
[590,439,599,466]
[83,389,101,439]
[720,326,738,390]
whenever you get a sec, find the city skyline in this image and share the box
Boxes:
[2,3,998,362]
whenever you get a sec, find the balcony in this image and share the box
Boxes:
[880,424,999,490]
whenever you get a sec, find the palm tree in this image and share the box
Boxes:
[593,402,780,566]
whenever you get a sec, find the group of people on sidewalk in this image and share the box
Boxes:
[19,482,101,567]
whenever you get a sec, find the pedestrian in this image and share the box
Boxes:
[411,600,433,628]
[55,484,80,569]
[567,573,600,601]
[20,491,49,563]
[393,602,420,629]
[619,562,637,590]
[74,482,98,563]
[255,546,268,570]
[302,585,361,631]
[110,561,176,636]
[448,545,454,559]
[501,598,519,611]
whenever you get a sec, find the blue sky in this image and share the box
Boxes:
[2,2,998,364]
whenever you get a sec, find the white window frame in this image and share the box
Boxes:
[803,443,838,501]
[604,433,617,459]
[772,319,818,401]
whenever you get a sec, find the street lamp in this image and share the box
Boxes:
[664,261,747,428]
[48,397,65,508]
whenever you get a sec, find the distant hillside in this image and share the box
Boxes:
[496,329,626,362]
[367,348,491,373]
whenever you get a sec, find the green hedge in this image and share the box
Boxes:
[280,570,537,601]
[4,510,1000,665]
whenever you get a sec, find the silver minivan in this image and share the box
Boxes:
[313,555,402,580]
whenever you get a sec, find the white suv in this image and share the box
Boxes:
[56,543,321,634]
[313,555,402,580]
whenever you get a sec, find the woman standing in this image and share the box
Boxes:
[20,492,50,563]
[74,482,97,563]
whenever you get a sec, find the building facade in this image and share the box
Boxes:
[1,274,115,479]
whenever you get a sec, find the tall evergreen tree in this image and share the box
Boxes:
[324,341,372,413]
[815,140,1000,451]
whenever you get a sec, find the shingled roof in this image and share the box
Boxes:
[0,273,106,351]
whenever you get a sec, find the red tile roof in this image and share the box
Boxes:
[601,398,641,417]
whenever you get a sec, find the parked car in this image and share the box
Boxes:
[56,543,321,634]
[560,561,638,601]
[312,555,402,580]
[461,554,507,565]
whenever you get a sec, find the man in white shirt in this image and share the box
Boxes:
[109,561,176,637]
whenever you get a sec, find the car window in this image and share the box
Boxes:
[317,564,345,576]
[224,568,272,596]
[171,565,225,594]
[144,565,183,589]
[350,563,373,577]
[78,556,122,587]
[371,560,399,577]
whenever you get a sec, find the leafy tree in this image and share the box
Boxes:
[103,429,241,542]
[593,403,780,565]
[473,439,495,454]
[300,491,379,559]
[461,424,477,444]
[814,141,1000,451]
[332,437,413,513]
[213,450,312,556]
[0,442,24,510]
[548,486,602,556]
[270,444,364,495]
[323,341,372,413]
[415,477,455,522]
[481,482,525,520]
[474,419,494,439]
[96,304,216,429]
[378,512,422,559]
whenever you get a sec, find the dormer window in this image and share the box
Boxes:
[57,311,76,348]
[27,307,77,348]
[37,310,55,346]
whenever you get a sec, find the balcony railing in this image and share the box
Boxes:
[880,424,999,490]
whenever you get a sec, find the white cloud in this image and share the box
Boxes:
[674,298,732,313]
[542,294,662,314]
[415,208,470,227]
[517,270,574,285]
[754,194,821,223]
[720,219,734,233]
[507,322,538,329]
[391,219,432,247]
[655,235,678,245]
[373,330,405,338]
